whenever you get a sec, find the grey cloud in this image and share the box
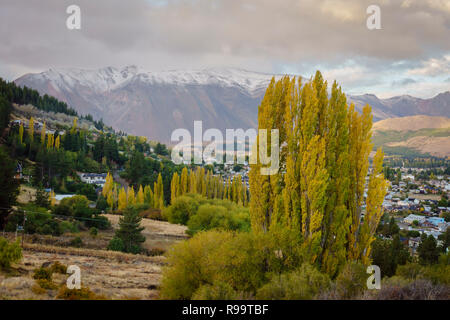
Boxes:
[0,0,449,82]
[392,78,417,86]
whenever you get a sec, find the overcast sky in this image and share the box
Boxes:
[0,0,449,98]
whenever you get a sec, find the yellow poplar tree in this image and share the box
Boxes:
[137,185,145,205]
[102,172,113,197]
[118,187,127,210]
[71,117,78,134]
[189,170,196,194]
[249,72,387,276]
[127,186,136,206]
[41,122,46,146]
[19,123,24,145]
[180,167,188,195]
[55,136,60,150]
[144,185,154,207]
[46,133,54,150]
[156,173,164,208]
[107,190,115,211]
[28,117,34,142]
[170,172,180,204]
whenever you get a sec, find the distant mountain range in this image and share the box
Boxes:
[372,116,450,158]
[14,66,450,143]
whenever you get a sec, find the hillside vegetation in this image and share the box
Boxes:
[372,116,450,158]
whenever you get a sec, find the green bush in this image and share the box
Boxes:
[5,204,62,236]
[86,215,111,230]
[69,236,83,248]
[49,261,67,274]
[89,227,98,237]
[160,229,304,300]
[33,267,52,280]
[162,195,200,224]
[335,261,367,299]
[108,237,125,252]
[187,203,250,235]
[0,237,22,270]
[163,194,250,235]
[95,195,108,211]
[256,264,331,300]
[36,278,57,290]
[60,221,79,233]
[192,281,240,300]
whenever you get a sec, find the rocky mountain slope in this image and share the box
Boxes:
[15,66,450,143]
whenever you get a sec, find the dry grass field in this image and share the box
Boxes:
[0,215,189,300]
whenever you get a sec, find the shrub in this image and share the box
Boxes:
[60,221,79,233]
[85,215,111,230]
[192,281,240,300]
[36,279,57,290]
[56,286,107,300]
[186,203,250,235]
[146,247,165,256]
[374,279,450,300]
[335,261,367,299]
[256,264,331,300]
[89,227,98,237]
[6,205,62,236]
[162,195,200,224]
[69,236,83,248]
[33,267,52,281]
[108,237,125,252]
[95,195,108,211]
[160,229,304,299]
[160,230,234,299]
[396,263,423,280]
[31,284,47,295]
[50,261,67,274]
[0,237,22,270]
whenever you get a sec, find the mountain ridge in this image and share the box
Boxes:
[14,66,450,143]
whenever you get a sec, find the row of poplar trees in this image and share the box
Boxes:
[249,71,388,276]
[170,167,248,206]
[17,117,62,150]
[102,172,165,211]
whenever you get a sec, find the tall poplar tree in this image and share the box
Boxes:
[249,72,387,276]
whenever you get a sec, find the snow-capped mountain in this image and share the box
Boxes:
[14,66,450,142]
[28,66,277,94]
[15,66,278,142]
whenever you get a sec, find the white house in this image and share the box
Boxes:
[79,173,107,187]
[404,214,426,225]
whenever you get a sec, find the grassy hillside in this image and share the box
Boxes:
[372,116,450,158]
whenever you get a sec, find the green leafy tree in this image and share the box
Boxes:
[0,95,12,135]
[0,147,20,228]
[109,208,145,254]
[418,234,440,265]
[34,184,50,209]
[0,237,22,270]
